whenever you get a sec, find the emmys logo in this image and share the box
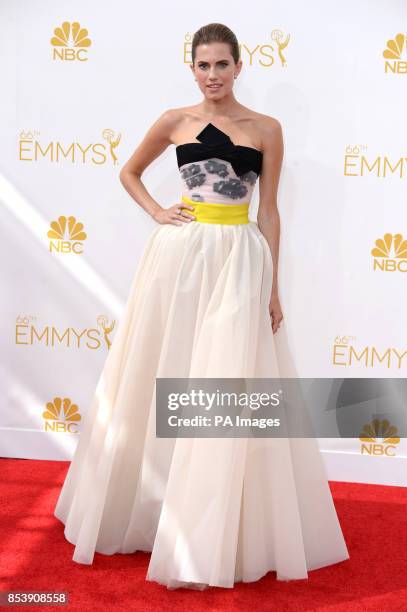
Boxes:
[359,419,400,456]
[47,215,87,254]
[19,129,121,165]
[51,21,92,61]
[15,315,116,350]
[96,315,116,350]
[371,233,407,272]
[183,28,290,68]
[332,336,407,369]
[43,397,82,434]
[344,145,406,178]
[382,33,407,74]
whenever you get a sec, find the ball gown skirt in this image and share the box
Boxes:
[54,122,350,590]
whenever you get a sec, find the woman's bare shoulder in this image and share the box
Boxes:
[158,106,202,124]
[250,110,282,133]
[250,112,283,153]
[153,106,198,144]
[153,107,182,131]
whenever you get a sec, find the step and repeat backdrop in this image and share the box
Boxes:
[1,0,406,485]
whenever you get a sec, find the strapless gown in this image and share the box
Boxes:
[54,122,350,590]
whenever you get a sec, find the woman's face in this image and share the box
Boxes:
[190,42,242,98]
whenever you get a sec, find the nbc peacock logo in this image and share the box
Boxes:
[371,233,407,272]
[359,418,400,456]
[47,216,87,254]
[382,33,407,73]
[43,397,81,434]
[50,21,92,61]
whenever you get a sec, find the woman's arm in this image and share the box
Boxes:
[119,109,194,225]
[258,118,284,332]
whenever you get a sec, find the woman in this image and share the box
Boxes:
[54,22,349,590]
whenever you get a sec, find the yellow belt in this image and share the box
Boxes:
[181,195,249,225]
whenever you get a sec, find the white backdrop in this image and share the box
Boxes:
[1,0,406,485]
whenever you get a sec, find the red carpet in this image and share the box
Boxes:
[1,457,406,612]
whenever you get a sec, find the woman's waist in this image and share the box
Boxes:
[181,195,250,225]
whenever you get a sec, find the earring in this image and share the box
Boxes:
[234,75,237,79]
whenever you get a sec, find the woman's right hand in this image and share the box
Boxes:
[153,203,196,226]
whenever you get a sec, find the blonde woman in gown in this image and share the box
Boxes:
[54,23,350,590]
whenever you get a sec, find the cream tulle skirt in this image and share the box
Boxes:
[54,219,349,589]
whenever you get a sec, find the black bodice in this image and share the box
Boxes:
[175,122,263,177]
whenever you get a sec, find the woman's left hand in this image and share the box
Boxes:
[269,293,283,334]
